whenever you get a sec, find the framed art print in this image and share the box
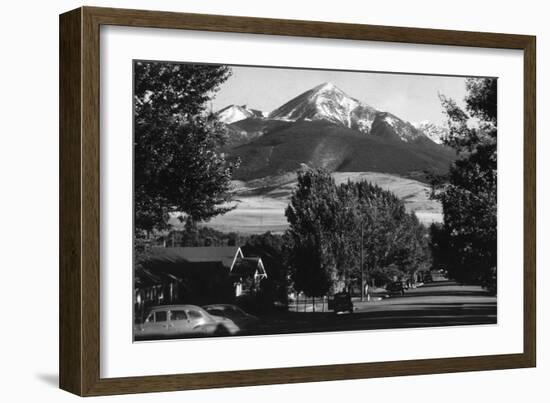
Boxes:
[59,6,536,396]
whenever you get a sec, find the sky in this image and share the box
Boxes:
[211,65,470,126]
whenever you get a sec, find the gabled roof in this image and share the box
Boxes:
[232,257,267,278]
[148,246,242,269]
[134,266,165,287]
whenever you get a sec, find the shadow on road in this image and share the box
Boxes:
[134,280,497,342]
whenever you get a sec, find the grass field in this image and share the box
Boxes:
[188,171,443,234]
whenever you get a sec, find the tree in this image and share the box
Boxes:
[284,168,337,298]
[431,78,497,289]
[348,181,430,286]
[134,61,238,235]
[284,167,430,297]
[243,232,288,309]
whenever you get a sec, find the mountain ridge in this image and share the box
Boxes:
[217,104,265,124]
[215,82,456,181]
[218,82,445,144]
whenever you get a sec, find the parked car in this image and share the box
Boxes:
[386,281,406,296]
[134,305,238,338]
[203,304,259,334]
[328,291,354,314]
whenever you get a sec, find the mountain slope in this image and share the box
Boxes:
[413,121,449,144]
[269,82,379,133]
[215,82,456,182]
[195,171,443,234]
[370,112,426,143]
[217,104,265,124]
[228,119,455,181]
[264,82,443,146]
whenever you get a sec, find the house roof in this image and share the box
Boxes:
[147,246,242,269]
[232,257,267,278]
[134,266,165,287]
[137,247,268,286]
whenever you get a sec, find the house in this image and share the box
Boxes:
[134,246,267,314]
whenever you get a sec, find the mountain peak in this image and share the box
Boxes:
[269,82,364,127]
[216,104,265,124]
[413,120,449,144]
[219,82,441,146]
[313,81,338,91]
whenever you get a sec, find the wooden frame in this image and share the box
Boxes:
[59,6,536,396]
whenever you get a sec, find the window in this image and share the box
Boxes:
[154,311,167,322]
[170,310,187,321]
[145,313,154,323]
[187,310,204,320]
[206,309,223,316]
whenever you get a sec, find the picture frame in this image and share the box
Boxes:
[59,6,536,396]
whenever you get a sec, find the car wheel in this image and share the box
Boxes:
[214,324,230,336]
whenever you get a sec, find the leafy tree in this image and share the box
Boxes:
[284,168,430,296]
[432,78,497,288]
[348,181,430,286]
[243,232,288,308]
[134,61,237,235]
[284,168,338,297]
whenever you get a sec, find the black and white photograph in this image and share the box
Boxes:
[133,61,497,341]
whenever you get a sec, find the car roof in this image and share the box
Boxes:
[147,304,204,311]
[203,304,236,309]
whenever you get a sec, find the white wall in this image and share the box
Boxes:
[0,0,546,401]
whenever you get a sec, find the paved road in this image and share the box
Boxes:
[135,279,496,341]
[251,280,496,336]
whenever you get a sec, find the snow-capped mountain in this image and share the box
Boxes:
[216,104,265,124]
[413,121,449,144]
[215,83,455,182]
[270,82,357,125]
[267,82,433,143]
[217,83,445,145]
[371,112,426,143]
[269,82,378,133]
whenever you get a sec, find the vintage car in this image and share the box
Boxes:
[134,304,239,338]
[386,281,406,296]
[203,304,259,334]
[327,291,354,314]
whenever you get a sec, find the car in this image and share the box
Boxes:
[328,291,354,314]
[423,273,433,283]
[386,281,406,296]
[134,304,238,338]
[203,304,259,334]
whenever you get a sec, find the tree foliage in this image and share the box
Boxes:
[346,180,430,284]
[431,78,497,288]
[284,169,337,297]
[284,167,430,297]
[134,61,237,235]
[243,232,288,308]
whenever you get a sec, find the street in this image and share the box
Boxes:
[251,279,497,336]
[135,279,497,341]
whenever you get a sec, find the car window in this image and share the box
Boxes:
[187,310,204,320]
[155,311,167,322]
[170,310,187,321]
[206,309,223,316]
[145,313,154,323]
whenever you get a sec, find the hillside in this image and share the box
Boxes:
[226,118,455,181]
[191,172,443,234]
[200,81,457,234]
